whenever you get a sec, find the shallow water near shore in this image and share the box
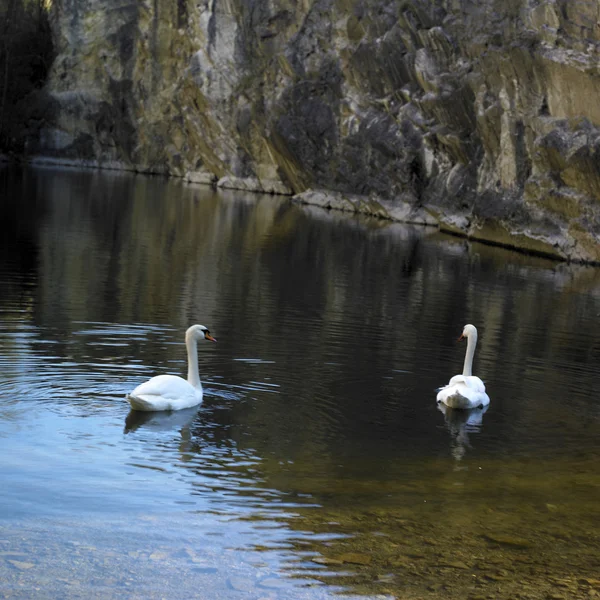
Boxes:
[0,165,599,599]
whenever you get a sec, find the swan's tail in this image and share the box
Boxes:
[127,394,159,412]
[444,392,480,410]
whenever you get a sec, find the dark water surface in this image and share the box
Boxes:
[0,166,599,600]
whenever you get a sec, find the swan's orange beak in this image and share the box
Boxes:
[205,334,217,343]
[457,334,465,341]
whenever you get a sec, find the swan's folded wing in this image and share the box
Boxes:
[448,375,486,392]
[130,374,194,401]
[448,374,468,386]
[465,376,486,393]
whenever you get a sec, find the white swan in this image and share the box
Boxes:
[127,324,217,412]
[436,324,490,410]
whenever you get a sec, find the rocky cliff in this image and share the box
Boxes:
[24,0,600,263]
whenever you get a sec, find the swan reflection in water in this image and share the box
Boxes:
[437,403,489,463]
[124,406,200,434]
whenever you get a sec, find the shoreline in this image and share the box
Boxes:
[4,154,599,267]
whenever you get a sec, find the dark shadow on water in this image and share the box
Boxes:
[437,403,489,463]
[124,406,200,434]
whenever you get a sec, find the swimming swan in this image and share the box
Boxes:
[127,324,216,412]
[436,324,490,410]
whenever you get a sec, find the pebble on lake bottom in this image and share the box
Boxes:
[7,560,35,571]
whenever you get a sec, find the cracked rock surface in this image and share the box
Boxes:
[24,0,600,262]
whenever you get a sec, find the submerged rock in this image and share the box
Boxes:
[337,552,373,565]
[7,559,35,570]
[311,556,344,566]
[227,575,256,592]
[483,533,533,548]
[437,560,470,570]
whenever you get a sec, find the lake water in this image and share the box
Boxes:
[0,165,599,600]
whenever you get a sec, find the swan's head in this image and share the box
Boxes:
[186,324,217,343]
[458,324,478,341]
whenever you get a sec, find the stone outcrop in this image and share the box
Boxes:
[23,0,600,263]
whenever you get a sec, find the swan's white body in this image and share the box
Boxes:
[437,324,490,410]
[127,324,216,412]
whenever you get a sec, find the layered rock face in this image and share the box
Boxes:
[27,0,600,262]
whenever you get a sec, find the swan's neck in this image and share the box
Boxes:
[186,337,201,388]
[462,332,477,377]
